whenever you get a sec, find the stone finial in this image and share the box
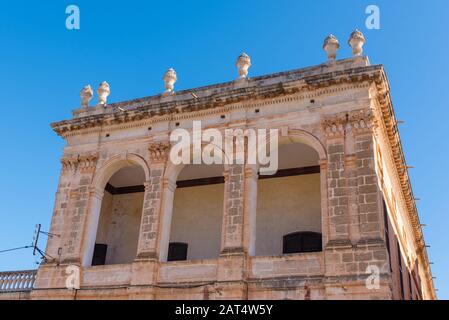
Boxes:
[97,81,110,105]
[323,34,340,61]
[348,29,366,56]
[80,85,93,108]
[163,68,177,94]
[236,53,251,79]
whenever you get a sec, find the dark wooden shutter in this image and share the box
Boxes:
[91,243,108,266]
[283,232,322,254]
[167,242,188,261]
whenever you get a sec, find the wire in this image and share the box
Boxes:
[0,245,32,254]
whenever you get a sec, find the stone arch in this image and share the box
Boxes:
[254,127,327,256]
[159,143,229,262]
[163,143,230,185]
[92,152,150,190]
[81,152,150,267]
[282,129,327,161]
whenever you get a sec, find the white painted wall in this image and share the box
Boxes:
[256,173,321,256]
[96,192,144,264]
[170,183,224,260]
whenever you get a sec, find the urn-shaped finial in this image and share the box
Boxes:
[323,34,340,61]
[348,29,366,56]
[236,53,251,79]
[163,68,177,94]
[97,81,110,105]
[80,85,93,108]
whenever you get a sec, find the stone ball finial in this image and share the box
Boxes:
[323,34,340,61]
[97,81,110,105]
[236,52,251,79]
[80,85,93,108]
[348,29,366,56]
[163,68,177,94]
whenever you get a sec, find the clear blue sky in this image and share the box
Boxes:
[0,1,447,299]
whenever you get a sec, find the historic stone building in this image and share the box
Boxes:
[0,31,436,299]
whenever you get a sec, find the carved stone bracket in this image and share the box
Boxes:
[322,114,347,138]
[322,109,377,138]
[78,154,99,173]
[61,153,98,174]
[61,155,79,173]
[148,142,170,163]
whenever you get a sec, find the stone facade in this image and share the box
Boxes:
[0,37,436,299]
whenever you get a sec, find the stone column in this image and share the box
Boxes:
[221,164,245,253]
[322,117,351,247]
[243,165,258,256]
[217,164,248,299]
[135,142,170,260]
[80,186,104,267]
[350,111,383,243]
[60,153,98,265]
[44,156,77,264]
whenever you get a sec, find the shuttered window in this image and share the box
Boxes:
[167,242,188,261]
[283,232,322,254]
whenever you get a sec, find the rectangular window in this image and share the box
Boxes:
[167,242,188,261]
[282,232,322,254]
[91,243,108,266]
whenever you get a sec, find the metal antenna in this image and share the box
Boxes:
[32,223,59,261]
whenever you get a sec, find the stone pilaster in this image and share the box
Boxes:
[136,142,169,260]
[350,111,383,242]
[44,155,77,263]
[243,165,258,256]
[221,164,245,253]
[322,116,351,246]
[217,164,247,297]
[60,153,98,265]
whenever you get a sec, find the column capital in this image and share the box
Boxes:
[148,142,170,163]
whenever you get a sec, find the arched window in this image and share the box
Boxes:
[166,164,224,261]
[92,165,145,265]
[283,231,322,254]
[255,142,322,256]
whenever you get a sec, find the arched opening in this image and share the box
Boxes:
[255,142,322,256]
[167,163,225,261]
[92,165,145,265]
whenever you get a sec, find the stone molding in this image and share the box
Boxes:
[51,64,381,137]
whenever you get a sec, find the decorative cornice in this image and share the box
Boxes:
[373,71,436,299]
[148,142,170,163]
[51,62,381,138]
